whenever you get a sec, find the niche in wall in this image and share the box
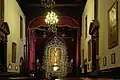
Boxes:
[87,64,89,70]
[82,49,84,65]
[12,42,17,63]
[85,15,87,38]
[88,40,92,61]
[20,16,23,39]
[108,0,118,49]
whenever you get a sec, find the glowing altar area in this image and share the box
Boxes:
[43,35,68,79]
[27,16,80,78]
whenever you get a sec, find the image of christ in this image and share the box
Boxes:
[49,47,61,65]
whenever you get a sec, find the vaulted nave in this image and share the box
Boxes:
[0,0,120,80]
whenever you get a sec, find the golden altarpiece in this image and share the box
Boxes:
[43,35,68,79]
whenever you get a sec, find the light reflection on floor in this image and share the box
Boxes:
[0,77,119,80]
[54,78,119,80]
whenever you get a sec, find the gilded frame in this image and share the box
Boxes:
[108,0,118,49]
[43,37,68,78]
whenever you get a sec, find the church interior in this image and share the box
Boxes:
[0,0,120,80]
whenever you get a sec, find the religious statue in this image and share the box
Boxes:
[50,47,61,65]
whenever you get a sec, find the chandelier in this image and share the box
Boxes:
[45,11,58,33]
[41,0,58,33]
[45,11,58,25]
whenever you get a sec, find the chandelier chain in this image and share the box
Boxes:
[41,0,55,8]
[41,0,58,33]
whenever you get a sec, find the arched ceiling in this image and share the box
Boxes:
[28,16,79,38]
[28,16,79,28]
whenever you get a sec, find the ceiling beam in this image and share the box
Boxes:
[26,4,80,7]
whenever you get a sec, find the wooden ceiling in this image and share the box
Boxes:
[17,0,87,21]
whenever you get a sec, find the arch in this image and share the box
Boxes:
[28,16,80,29]
[0,22,10,72]
[43,35,68,79]
[0,22,10,35]
[89,20,99,35]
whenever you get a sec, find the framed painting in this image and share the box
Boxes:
[24,45,27,60]
[12,42,17,63]
[49,47,61,65]
[88,40,92,61]
[85,15,87,38]
[82,49,84,64]
[108,0,118,49]
[0,0,4,21]
[103,57,106,66]
[111,53,116,64]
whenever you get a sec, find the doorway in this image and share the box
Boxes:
[89,20,99,72]
[0,22,10,72]
[84,65,87,73]
[0,40,6,72]
[84,58,87,73]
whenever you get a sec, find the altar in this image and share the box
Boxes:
[43,36,68,79]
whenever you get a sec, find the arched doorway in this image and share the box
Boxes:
[89,20,99,72]
[0,22,10,72]
[0,40,5,68]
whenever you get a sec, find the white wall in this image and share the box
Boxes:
[81,0,120,72]
[81,0,94,72]
[4,0,26,73]
[98,0,120,70]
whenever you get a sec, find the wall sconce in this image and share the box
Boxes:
[15,65,18,71]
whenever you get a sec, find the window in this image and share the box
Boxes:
[88,40,92,61]
[0,0,4,21]
[12,42,17,63]
[20,16,23,39]
[85,15,87,38]
[82,49,84,64]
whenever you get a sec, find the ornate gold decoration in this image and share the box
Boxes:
[43,36,68,79]
[108,0,118,49]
